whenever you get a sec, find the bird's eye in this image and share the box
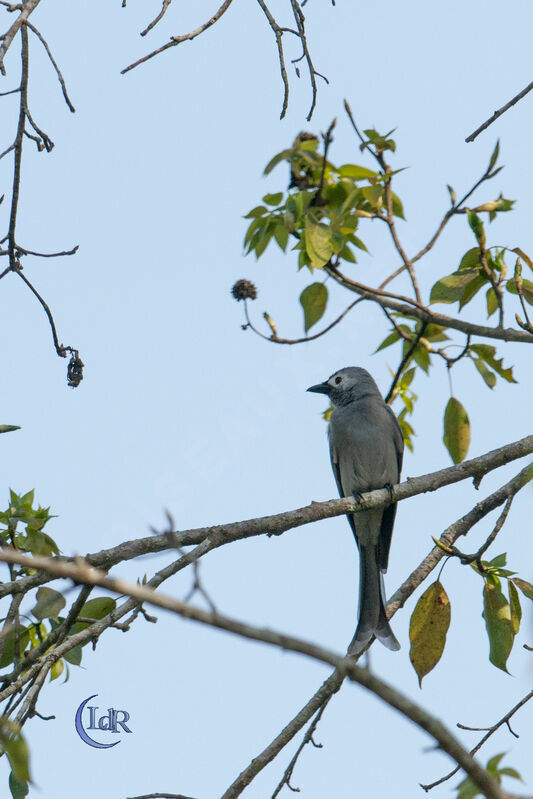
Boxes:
[334,376,342,385]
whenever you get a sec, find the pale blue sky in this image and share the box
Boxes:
[1,1,532,797]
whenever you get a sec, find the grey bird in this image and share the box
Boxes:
[307,366,403,655]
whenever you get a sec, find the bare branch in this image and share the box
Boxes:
[0,553,516,799]
[441,496,514,568]
[223,462,533,796]
[0,0,40,74]
[25,21,75,112]
[466,79,533,143]
[326,264,533,344]
[242,295,364,344]
[422,689,533,791]
[0,434,530,606]
[140,0,173,37]
[255,0,290,119]
[121,0,234,75]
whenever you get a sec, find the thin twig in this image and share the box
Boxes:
[271,699,329,797]
[121,0,234,75]
[421,689,533,790]
[25,22,75,112]
[243,295,363,344]
[255,0,289,119]
[16,244,78,257]
[140,0,173,37]
[466,79,533,143]
[289,0,326,121]
[385,320,427,404]
[0,0,40,75]
[440,496,513,568]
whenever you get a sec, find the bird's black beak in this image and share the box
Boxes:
[306,382,331,395]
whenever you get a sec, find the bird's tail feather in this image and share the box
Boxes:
[348,544,400,655]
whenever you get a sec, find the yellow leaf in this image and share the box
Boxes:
[409,581,451,686]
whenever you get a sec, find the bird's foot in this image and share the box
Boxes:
[352,491,364,506]
[384,482,394,501]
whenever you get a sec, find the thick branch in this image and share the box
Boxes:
[326,265,533,343]
[0,434,531,602]
[223,461,533,795]
[0,556,513,799]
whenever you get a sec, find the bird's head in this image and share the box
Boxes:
[307,366,380,407]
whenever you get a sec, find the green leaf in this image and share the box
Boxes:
[499,767,523,781]
[487,553,507,569]
[74,597,117,632]
[49,658,64,681]
[409,581,451,686]
[263,192,283,206]
[361,184,383,208]
[0,426,20,435]
[339,243,356,263]
[322,405,333,422]
[486,753,506,773]
[506,276,533,306]
[471,356,496,389]
[447,184,457,206]
[254,228,273,258]
[511,247,533,272]
[470,344,517,383]
[300,283,328,333]
[486,287,498,317]
[0,627,29,668]
[397,410,415,452]
[32,587,65,621]
[391,192,405,220]
[443,397,471,464]
[9,771,28,799]
[423,324,449,342]
[244,205,267,219]
[512,577,533,601]
[458,272,487,309]
[304,220,333,268]
[456,776,480,799]
[487,139,500,173]
[375,330,400,352]
[263,149,292,175]
[430,270,480,304]
[273,222,289,252]
[508,580,522,635]
[459,248,481,271]
[412,344,430,373]
[337,164,377,180]
[482,581,514,673]
[0,719,31,784]
[468,211,486,247]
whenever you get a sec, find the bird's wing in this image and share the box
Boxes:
[386,404,405,476]
[377,406,405,572]
[329,434,358,538]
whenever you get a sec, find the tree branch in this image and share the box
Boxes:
[0,0,40,75]
[223,461,533,796]
[121,0,235,75]
[422,689,533,791]
[466,79,533,143]
[0,550,516,799]
[326,264,533,344]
